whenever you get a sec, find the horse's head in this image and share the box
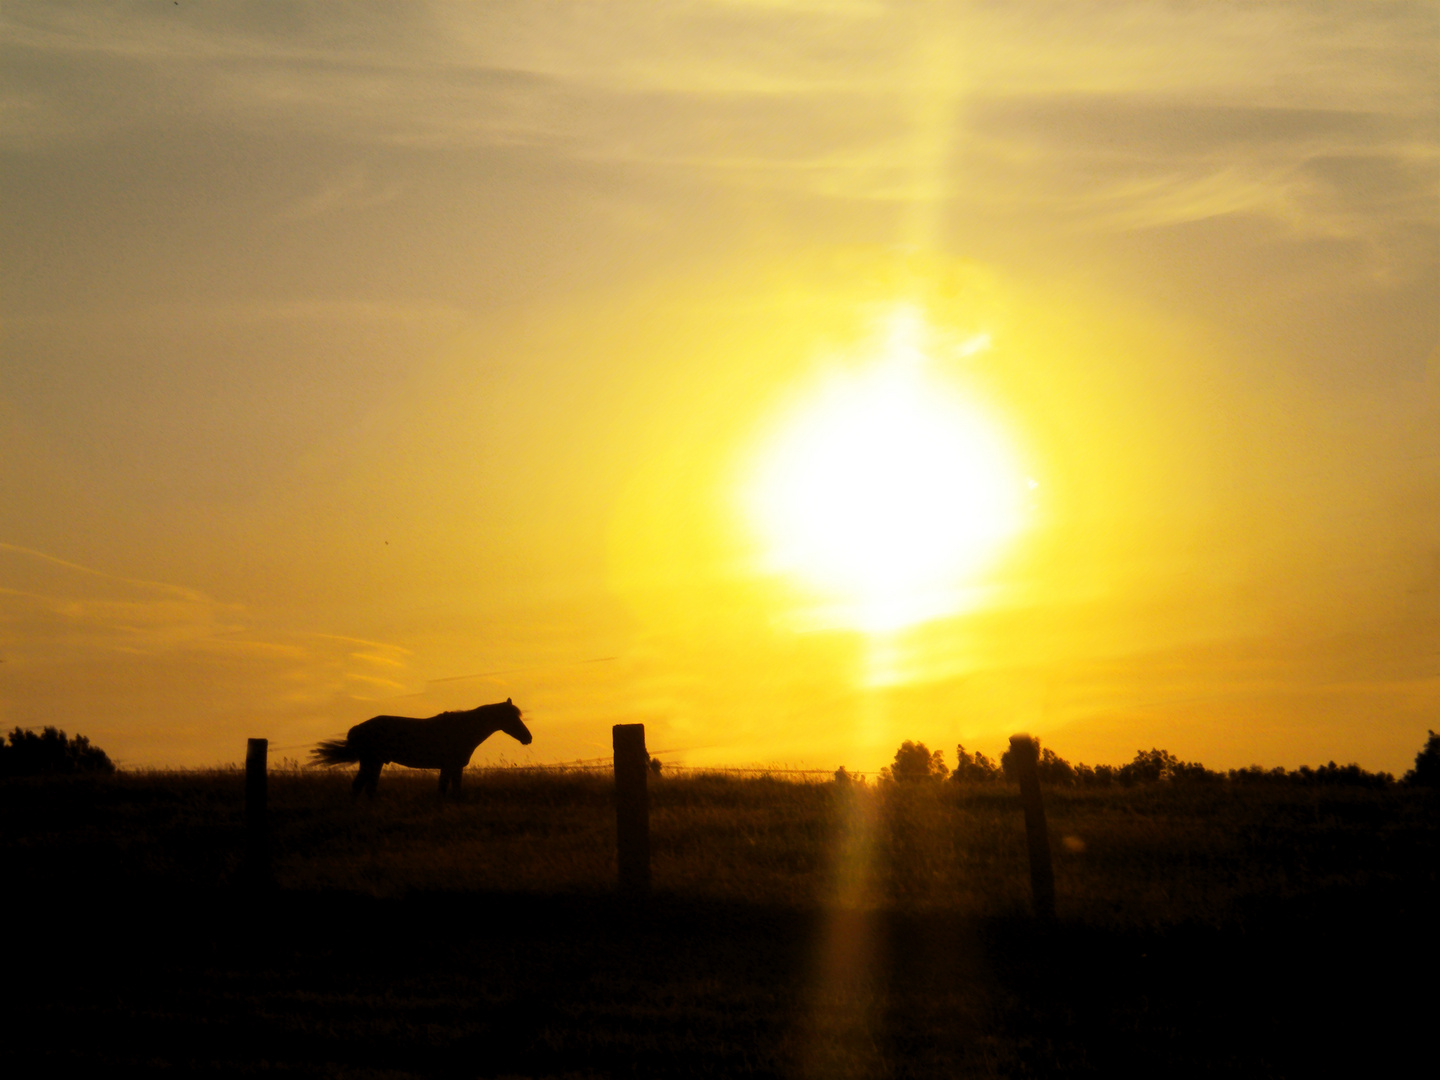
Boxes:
[498,698,533,745]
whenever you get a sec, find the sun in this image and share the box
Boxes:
[741,308,1027,631]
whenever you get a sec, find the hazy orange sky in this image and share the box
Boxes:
[2,3,1436,772]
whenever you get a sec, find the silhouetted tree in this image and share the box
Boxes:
[1403,730,1440,788]
[1075,763,1119,788]
[1037,747,1077,787]
[1227,765,1289,785]
[888,741,948,782]
[1119,748,1180,785]
[1169,759,1222,784]
[952,744,1000,783]
[998,743,1080,786]
[1293,761,1394,788]
[0,726,114,777]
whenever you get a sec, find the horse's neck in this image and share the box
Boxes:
[457,711,502,745]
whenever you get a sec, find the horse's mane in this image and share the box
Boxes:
[445,700,521,719]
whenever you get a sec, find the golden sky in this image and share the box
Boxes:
[1,2,1436,772]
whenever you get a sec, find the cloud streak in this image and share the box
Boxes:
[0,543,422,761]
[2,1,1428,274]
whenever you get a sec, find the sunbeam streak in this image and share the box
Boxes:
[800,779,883,1078]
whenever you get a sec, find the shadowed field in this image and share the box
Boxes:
[4,769,1436,1076]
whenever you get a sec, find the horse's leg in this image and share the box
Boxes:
[354,757,381,798]
[438,765,461,799]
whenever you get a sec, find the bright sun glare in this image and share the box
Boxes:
[744,308,1027,632]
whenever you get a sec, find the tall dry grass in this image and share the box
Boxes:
[2,766,1433,929]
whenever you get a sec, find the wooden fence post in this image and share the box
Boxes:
[1008,734,1055,920]
[613,723,651,896]
[245,737,270,887]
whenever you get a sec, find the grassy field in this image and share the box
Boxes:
[4,767,1437,1076]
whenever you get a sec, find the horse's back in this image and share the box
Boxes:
[348,713,469,769]
[349,715,412,739]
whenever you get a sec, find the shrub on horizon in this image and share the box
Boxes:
[1169,759,1223,784]
[0,726,115,777]
[1112,748,1216,785]
[952,744,1001,784]
[1119,748,1180,785]
[1227,765,1290,785]
[1037,747,1077,787]
[887,741,949,782]
[1293,761,1394,788]
[1403,730,1440,788]
[1075,763,1119,788]
[988,743,1223,787]
[998,740,1074,785]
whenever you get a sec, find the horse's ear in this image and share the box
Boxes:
[506,698,512,705]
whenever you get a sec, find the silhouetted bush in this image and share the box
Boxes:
[0,726,114,777]
[952,738,1398,790]
[1111,748,1218,785]
[952,744,1000,783]
[1292,761,1394,788]
[1403,730,1440,788]
[1118,748,1179,785]
[887,741,948,782]
[1170,759,1223,784]
[999,741,1078,786]
[1037,747,1077,786]
[1075,763,1119,788]
[971,742,1226,788]
[994,744,1085,787]
[1226,762,1392,787]
[1228,765,1291,785]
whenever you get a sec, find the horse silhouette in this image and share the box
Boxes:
[312,699,531,797]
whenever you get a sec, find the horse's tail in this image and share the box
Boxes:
[311,738,360,766]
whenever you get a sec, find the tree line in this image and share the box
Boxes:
[6,725,1440,789]
[882,730,1440,789]
[0,727,114,777]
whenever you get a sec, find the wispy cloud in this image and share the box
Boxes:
[963,94,1437,264]
[280,167,403,221]
[0,541,206,602]
[7,4,1432,146]
[0,542,241,655]
[3,1,1428,266]
[0,543,421,756]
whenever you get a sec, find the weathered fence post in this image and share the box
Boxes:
[245,737,271,887]
[613,723,651,896]
[1008,734,1055,920]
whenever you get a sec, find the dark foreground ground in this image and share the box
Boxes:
[4,771,1437,1076]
